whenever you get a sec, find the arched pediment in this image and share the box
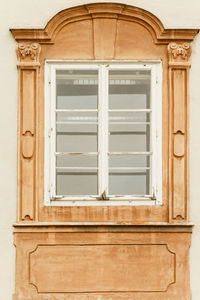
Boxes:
[10,3,198,44]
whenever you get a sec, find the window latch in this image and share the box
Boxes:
[97,190,110,200]
[51,195,64,200]
[150,188,156,200]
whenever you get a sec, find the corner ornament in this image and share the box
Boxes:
[17,43,41,65]
[168,42,191,63]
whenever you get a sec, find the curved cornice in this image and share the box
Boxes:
[10,3,198,44]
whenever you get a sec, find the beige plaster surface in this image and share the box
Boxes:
[0,0,200,299]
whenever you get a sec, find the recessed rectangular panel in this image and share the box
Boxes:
[30,244,175,293]
[173,69,186,133]
[21,158,34,219]
[173,157,185,219]
[22,70,35,134]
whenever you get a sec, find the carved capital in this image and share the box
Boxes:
[168,42,191,63]
[17,43,41,65]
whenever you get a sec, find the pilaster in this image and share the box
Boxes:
[16,43,41,221]
[168,42,191,222]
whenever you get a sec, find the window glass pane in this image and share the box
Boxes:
[109,124,150,152]
[56,70,98,109]
[109,170,150,195]
[56,124,97,152]
[57,155,97,168]
[108,69,151,196]
[51,66,155,198]
[109,70,151,109]
[56,171,98,195]
[109,155,150,168]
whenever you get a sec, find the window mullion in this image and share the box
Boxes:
[98,65,103,196]
[155,64,162,204]
[98,65,108,197]
[50,65,56,199]
[104,66,109,197]
[151,65,157,199]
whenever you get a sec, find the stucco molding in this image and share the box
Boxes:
[168,42,192,63]
[16,42,41,67]
[11,3,199,224]
[17,43,41,61]
[10,3,198,44]
[29,243,175,293]
[14,231,191,299]
[10,4,198,299]
[16,42,41,221]
[13,223,194,233]
[168,42,191,222]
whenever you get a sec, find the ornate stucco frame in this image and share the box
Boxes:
[10,4,199,299]
[10,3,198,224]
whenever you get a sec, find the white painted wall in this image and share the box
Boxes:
[0,0,200,299]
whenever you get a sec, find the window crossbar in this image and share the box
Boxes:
[108,109,152,112]
[55,152,98,156]
[108,152,152,155]
[56,109,98,112]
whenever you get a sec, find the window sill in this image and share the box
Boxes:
[13,222,194,233]
[47,199,158,206]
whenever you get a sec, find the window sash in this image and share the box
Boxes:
[44,62,162,205]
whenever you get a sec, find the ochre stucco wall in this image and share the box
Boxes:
[1,0,200,299]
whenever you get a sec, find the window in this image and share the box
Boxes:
[45,62,162,206]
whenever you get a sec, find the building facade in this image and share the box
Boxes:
[1,0,200,299]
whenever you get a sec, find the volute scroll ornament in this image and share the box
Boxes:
[168,42,191,63]
[17,42,41,65]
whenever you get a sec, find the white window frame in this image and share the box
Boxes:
[44,60,162,206]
